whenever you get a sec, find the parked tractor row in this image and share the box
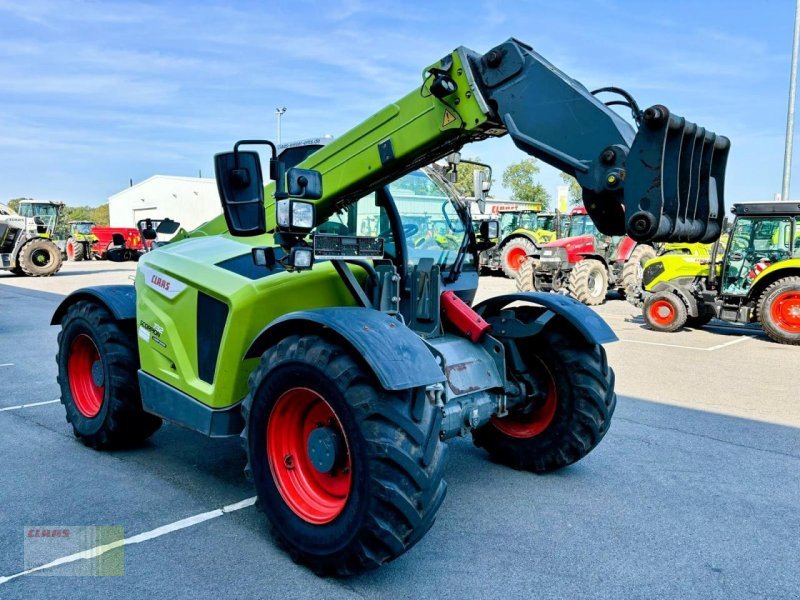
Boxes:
[632,201,800,345]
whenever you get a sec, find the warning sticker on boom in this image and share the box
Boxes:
[442,110,457,127]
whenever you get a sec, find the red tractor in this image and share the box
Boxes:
[516,207,656,305]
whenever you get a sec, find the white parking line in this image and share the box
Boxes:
[0,399,61,412]
[705,336,751,351]
[619,336,750,352]
[0,496,257,585]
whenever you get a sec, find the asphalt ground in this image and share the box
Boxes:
[0,261,798,599]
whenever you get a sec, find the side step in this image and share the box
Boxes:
[138,370,244,438]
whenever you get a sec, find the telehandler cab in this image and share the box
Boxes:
[52,38,728,574]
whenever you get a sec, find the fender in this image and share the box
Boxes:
[748,259,800,302]
[651,282,700,317]
[245,307,446,391]
[473,292,617,345]
[503,231,540,248]
[576,253,608,266]
[51,285,136,325]
[615,237,639,262]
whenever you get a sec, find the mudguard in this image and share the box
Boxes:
[245,307,446,391]
[651,282,700,317]
[51,285,136,325]
[474,292,617,345]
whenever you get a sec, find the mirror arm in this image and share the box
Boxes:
[232,139,287,198]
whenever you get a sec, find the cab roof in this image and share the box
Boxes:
[732,202,800,216]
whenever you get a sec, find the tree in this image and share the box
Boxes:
[501,158,550,207]
[453,156,491,198]
[7,198,31,213]
[559,172,583,207]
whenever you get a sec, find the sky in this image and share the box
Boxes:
[0,0,797,207]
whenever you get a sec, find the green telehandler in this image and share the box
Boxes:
[52,38,728,574]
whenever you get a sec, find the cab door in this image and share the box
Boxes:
[721,216,793,296]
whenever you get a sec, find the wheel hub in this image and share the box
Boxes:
[772,291,800,332]
[266,388,352,524]
[91,360,104,387]
[307,426,344,474]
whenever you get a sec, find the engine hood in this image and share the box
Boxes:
[543,235,595,254]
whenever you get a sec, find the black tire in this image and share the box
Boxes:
[621,245,656,295]
[686,305,714,329]
[19,238,63,276]
[473,324,616,473]
[642,291,687,332]
[500,237,537,279]
[56,300,162,448]
[242,335,448,576]
[67,238,86,261]
[568,259,608,305]
[515,257,538,292]
[757,276,800,345]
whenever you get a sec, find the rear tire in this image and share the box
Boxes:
[568,259,608,305]
[621,245,656,295]
[515,257,538,292]
[19,238,63,276]
[473,325,616,473]
[56,300,162,448]
[242,335,448,575]
[758,276,800,345]
[643,291,687,332]
[501,238,537,279]
[66,238,85,261]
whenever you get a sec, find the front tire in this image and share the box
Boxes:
[621,245,656,294]
[515,257,538,292]
[473,325,616,473]
[242,335,448,575]
[57,301,162,448]
[19,238,63,276]
[66,238,86,261]
[643,291,687,332]
[758,277,800,345]
[568,259,608,305]
[501,238,537,279]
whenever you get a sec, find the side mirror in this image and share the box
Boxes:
[287,168,323,199]
[480,219,500,240]
[141,227,157,241]
[473,170,491,213]
[156,219,180,235]
[214,150,266,237]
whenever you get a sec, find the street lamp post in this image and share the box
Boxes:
[781,0,800,201]
[275,107,287,145]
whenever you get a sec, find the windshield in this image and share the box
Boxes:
[538,215,555,232]
[499,211,538,235]
[18,203,58,218]
[73,223,93,235]
[388,169,472,272]
[569,214,598,237]
[722,216,797,295]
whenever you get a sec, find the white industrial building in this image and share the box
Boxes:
[108,175,221,230]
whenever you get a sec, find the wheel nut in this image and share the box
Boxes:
[284,454,294,469]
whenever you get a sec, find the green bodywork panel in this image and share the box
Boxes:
[509,227,556,246]
[135,235,363,409]
[751,257,800,290]
[643,254,713,292]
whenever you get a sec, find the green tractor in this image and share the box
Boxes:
[480,205,560,278]
[50,39,726,574]
[64,220,99,261]
[0,199,64,276]
[633,202,800,344]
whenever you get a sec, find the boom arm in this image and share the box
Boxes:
[198,38,729,244]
